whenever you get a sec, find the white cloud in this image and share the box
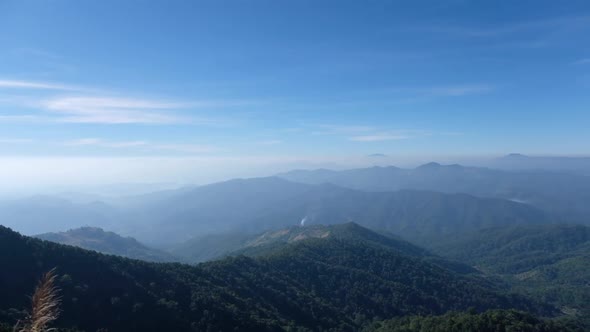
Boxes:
[311,124,431,142]
[573,58,590,65]
[64,138,103,146]
[387,84,493,98]
[151,144,216,154]
[0,115,51,123]
[349,133,411,142]
[107,141,150,148]
[64,138,148,148]
[0,79,248,125]
[0,79,81,91]
[62,138,216,154]
[258,140,283,145]
[408,16,590,39]
[0,138,34,144]
[43,96,187,124]
[311,124,375,136]
[426,85,493,97]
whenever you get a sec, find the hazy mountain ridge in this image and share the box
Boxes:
[35,227,177,262]
[491,154,590,175]
[138,177,553,246]
[167,231,254,263]
[277,163,590,223]
[0,176,554,246]
[0,195,120,235]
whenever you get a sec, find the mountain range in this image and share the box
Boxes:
[135,176,552,245]
[1,175,555,246]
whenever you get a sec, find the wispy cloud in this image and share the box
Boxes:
[387,84,493,98]
[573,58,590,65]
[311,124,375,136]
[0,79,251,125]
[426,85,493,97]
[308,123,433,142]
[0,115,52,123]
[408,15,590,38]
[151,144,216,153]
[0,138,34,144]
[63,138,216,154]
[43,96,187,124]
[257,140,283,145]
[0,79,81,91]
[349,133,412,142]
[64,138,104,146]
[64,138,148,148]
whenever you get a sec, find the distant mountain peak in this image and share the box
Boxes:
[73,226,105,232]
[35,227,176,262]
[246,224,333,247]
[235,222,433,259]
[505,153,527,158]
[416,162,442,169]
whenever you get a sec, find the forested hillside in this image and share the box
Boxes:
[434,224,590,322]
[364,309,586,332]
[0,224,551,332]
[36,227,177,262]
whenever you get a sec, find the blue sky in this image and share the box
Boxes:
[0,0,589,189]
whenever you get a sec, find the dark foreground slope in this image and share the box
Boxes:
[0,224,550,332]
[35,227,177,262]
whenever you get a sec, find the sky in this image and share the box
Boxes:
[1,0,590,191]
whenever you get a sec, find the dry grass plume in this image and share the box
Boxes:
[14,268,61,332]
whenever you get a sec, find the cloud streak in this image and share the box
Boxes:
[258,140,283,145]
[64,138,148,148]
[0,79,82,91]
[0,79,252,125]
[387,84,493,98]
[0,138,34,144]
[43,96,188,124]
[426,85,493,97]
[0,115,53,123]
[407,15,590,38]
[308,123,433,142]
[63,138,216,154]
[311,124,376,136]
[349,133,412,142]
